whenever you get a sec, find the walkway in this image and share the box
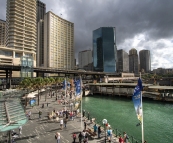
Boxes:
[12,93,120,143]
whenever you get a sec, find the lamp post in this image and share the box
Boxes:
[102,119,107,143]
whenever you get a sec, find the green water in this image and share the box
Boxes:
[82,95,173,143]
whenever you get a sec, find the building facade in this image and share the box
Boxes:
[129,48,138,74]
[6,0,37,65]
[36,0,46,67]
[93,27,117,73]
[0,20,6,46]
[44,11,74,70]
[117,49,129,73]
[78,50,92,70]
[139,50,151,73]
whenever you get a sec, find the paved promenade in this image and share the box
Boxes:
[13,93,119,143]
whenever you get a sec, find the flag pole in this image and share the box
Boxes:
[140,72,144,143]
[80,75,83,129]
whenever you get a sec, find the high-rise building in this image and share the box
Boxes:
[44,11,74,70]
[129,48,138,74]
[6,0,37,65]
[139,50,151,73]
[117,49,129,72]
[78,50,92,70]
[0,19,6,46]
[93,27,117,73]
[37,0,46,67]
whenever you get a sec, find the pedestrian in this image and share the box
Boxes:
[72,133,77,143]
[39,110,42,119]
[55,132,60,143]
[98,126,101,138]
[84,121,87,130]
[19,126,22,135]
[60,118,63,129]
[47,102,49,107]
[82,130,86,140]
[123,132,129,143]
[93,124,97,133]
[28,110,31,120]
[87,112,90,120]
[42,103,44,108]
[64,118,67,128]
[78,132,82,143]
[83,135,88,143]
[119,135,124,143]
[83,110,85,117]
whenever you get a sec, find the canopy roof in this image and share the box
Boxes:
[0,99,27,132]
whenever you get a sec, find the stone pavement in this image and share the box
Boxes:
[12,93,119,143]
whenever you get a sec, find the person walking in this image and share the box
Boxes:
[84,121,87,130]
[93,124,97,133]
[119,135,124,143]
[39,110,42,119]
[123,132,129,143]
[98,126,101,138]
[19,126,22,135]
[60,118,63,130]
[64,118,67,128]
[72,133,77,143]
[83,110,85,117]
[28,110,31,120]
[78,132,82,143]
[56,132,60,143]
[87,112,90,120]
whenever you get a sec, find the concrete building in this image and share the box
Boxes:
[139,50,151,73]
[117,49,129,73]
[129,48,138,74]
[78,50,92,70]
[93,27,117,73]
[0,20,6,46]
[44,11,74,70]
[36,0,46,67]
[6,0,37,64]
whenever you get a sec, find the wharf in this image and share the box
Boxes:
[0,93,120,143]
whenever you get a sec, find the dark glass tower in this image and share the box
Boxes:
[37,0,46,67]
[93,27,117,73]
[139,50,151,73]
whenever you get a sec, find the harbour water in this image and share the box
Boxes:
[82,95,173,143]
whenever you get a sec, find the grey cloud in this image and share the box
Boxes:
[0,0,173,68]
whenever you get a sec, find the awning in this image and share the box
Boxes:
[0,99,28,132]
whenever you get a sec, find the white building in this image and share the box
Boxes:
[78,50,92,70]
[44,11,74,70]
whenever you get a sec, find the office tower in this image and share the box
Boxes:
[117,49,129,72]
[37,0,46,67]
[78,50,92,70]
[0,20,6,46]
[129,48,139,74]
[93,27,117,73]
[44,11,74,70]
[139,50,151,73]
[6,0,37,65]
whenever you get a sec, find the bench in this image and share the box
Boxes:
[86,128,97,137]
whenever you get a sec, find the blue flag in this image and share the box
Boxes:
[63,80,66,90]
[75,80,81,96]
[132,78,143,122]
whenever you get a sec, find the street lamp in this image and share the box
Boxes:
[102,119,107,143]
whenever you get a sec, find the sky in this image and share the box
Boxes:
[0,0,173,70]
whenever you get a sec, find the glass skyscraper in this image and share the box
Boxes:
[93,27,117,73]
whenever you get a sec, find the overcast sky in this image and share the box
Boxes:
[0,0,173,70]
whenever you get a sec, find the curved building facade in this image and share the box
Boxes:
[129,48,138,74]
[6,0,37,63]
